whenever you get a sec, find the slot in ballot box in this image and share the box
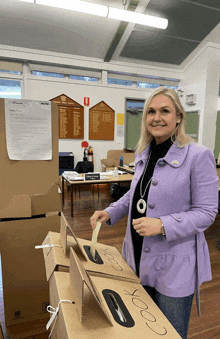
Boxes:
[47,248,181,339]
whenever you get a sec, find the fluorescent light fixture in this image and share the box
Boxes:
[19,0,168,29]
[37,0,108,16]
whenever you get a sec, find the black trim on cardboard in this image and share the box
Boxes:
[83,245,104,265]
[102,289,135,328]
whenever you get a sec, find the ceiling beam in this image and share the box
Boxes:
[104,0,139,62]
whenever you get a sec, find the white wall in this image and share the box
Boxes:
[180,43,220,151]
[27,75,152,171]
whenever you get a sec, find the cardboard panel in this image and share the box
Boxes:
[60,213,86,260]
[0,99,59,218]
[69,248,113,325]
[0,214,60,328]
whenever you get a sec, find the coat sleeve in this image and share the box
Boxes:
[160,147,219,242]
[105,189,131,226]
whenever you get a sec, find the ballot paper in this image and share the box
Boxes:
[90,222,102,260]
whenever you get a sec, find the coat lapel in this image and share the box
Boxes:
[135,141,189,168]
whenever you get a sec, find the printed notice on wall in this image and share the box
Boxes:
[4,99,52,160]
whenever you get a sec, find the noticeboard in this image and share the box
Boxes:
[89,101,115,140]
[50,94,84,139]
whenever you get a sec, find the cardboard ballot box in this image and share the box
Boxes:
[41,212,139,284]
[0,99,61,338]
[47,248,181,339]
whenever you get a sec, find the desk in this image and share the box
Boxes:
[62,173,134,217]
[118,165,135,174]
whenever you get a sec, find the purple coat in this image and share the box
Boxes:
[105,141,218,315]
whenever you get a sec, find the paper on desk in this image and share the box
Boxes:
[67,176,84,181]
[90,222,102,260]
[63,171,78,176]
[4,99,52,160]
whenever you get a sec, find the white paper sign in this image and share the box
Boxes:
[4,99,52,160]
[116,125,124,137]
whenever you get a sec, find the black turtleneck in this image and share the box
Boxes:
[131,137,173,277]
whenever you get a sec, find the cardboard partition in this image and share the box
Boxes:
[60,213,140,283]
[0,214,60,330]
[0,99,59,219]
[48,249,181,339]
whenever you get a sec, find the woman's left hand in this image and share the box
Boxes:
[132,217,162,237]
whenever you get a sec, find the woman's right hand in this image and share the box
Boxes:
[90,210,110,230]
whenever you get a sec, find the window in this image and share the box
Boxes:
[32,71,64,78]
[164,85,178,90]
[107,78,132,86]
[137,82,160,89]
[137,82,178,90]
[0,70,21,75]
[0,79,21,99]
[69,75,98,82]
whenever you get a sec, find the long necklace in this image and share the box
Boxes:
[136,151,152,214]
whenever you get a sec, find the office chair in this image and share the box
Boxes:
[74,161,99,198]
[75,161,93,173]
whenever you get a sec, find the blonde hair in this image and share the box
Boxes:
[136,86,195,154]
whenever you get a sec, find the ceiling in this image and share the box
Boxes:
[0,0,220,68]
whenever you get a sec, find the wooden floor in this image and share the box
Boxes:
[0,183,220,338]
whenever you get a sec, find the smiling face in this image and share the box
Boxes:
[146,94,181,145]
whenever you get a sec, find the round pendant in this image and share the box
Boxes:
[137,199,146,214]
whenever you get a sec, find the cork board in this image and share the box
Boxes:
[89,101,115,140]
[50,94,84,139]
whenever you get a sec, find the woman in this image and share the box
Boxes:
[90,87,218,339]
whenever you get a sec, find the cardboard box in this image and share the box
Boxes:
[0,99,61,337]
[0,214,60,329]
[47,248,181,339]
[41,213,139,284]
[6,318,48,339]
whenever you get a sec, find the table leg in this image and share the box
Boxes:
[71,184,73,217]
[62,176,64,208]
